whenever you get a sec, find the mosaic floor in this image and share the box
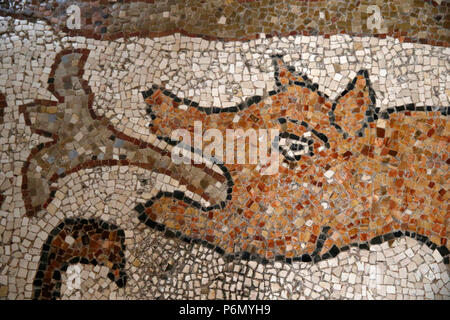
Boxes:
[0,0,449,300]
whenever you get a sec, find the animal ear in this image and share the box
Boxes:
[331,70,376,137]
[272,56,308,87]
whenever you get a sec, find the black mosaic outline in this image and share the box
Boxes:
[271,54,379,140]
[138,57,450,265]
[276,117,331,162]
[144,55,450,138]
[33,218,127,300]
[329,69,377,139]
[271,55,450,136]
[277,130,315,162]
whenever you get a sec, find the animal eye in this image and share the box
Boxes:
[274,117,330,163]
[276,131,314,162]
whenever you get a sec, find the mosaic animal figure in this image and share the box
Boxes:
[20,49,228,217]
[22,50,449,268]
[139,56,449,263]
[0,93,8,209]
[23,49,229,298]
[33,218,126,300]
[0,92,6,125]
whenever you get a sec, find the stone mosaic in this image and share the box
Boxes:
[33,217,127,300]
[0,1,449,301]
[1,0,449,46]
[139,56,449,263]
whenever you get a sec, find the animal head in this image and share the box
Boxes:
[266,56,376,170]
[142,56,377,173]
[138,56,449,262]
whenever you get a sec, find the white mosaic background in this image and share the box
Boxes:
[0,17,449,299]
